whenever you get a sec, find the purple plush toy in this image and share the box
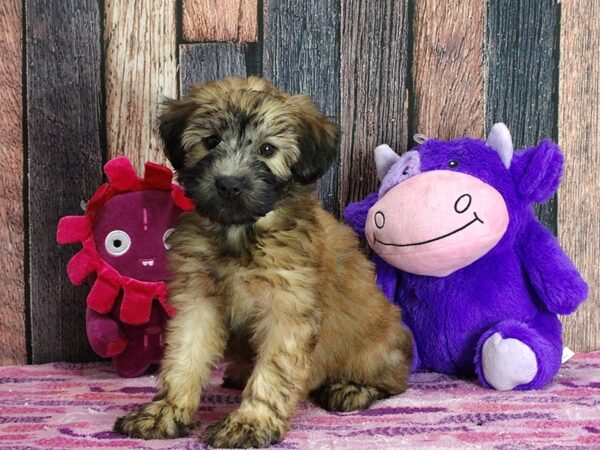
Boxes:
[344,123,588,390]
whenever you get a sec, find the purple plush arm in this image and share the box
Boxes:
[343,192,379,235]
[518,219,588,314]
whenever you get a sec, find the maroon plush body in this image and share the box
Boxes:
[57,157,194,377]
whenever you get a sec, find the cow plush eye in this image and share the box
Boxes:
[105,230,131,256]
[204,135,221,149]
[448,160,459,168]
[258,143,277,157]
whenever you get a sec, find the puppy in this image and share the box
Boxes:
[114,77,412,448]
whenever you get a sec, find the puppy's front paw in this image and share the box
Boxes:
[203,411,285,448]
[113,399,196,439]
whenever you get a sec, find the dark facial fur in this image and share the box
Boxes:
[177,152,287,225]
[158,77,339,226]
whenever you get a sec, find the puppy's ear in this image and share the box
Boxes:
[158,97,197,170]
[288,95,339,184]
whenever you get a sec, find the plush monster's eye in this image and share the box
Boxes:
[258,143,277,157]
[163,228,175,250]
[105,230,131,256]
[448,160,459,168]
[204,135,221,150]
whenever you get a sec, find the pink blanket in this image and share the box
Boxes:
[0,352,599,449]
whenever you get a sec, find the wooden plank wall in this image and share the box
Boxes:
[105,0,177,169]
[180,43,247,96]
[339,0,409,207]
[26,0,104,363]
[0,0,25,365]
[558,1,600,352]
[411,0,485,141]
[183,0,258,43]
[0,0,598,364]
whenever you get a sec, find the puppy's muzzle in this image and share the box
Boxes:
[215,176,244,200]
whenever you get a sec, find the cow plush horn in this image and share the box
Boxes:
[486,122,514,169]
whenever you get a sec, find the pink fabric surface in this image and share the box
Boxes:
[0,352,598,449]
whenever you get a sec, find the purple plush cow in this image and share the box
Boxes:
[344,123,588,390]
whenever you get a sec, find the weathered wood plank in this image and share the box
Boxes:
[486,0,559,233]
[558,1,600,352]
[105,0,177,169]
[180,43,247,97]
[412,0,485,140]
[183,0,258,43]
[263,0,340,215]
[339,0,410,207]
[0,0,25,365]
[26,0,104,362]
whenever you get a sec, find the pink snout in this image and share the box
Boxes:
[366,170,509,277]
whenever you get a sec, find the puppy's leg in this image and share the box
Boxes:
[114,285,227,439]
[313,308,412,413]
[204,293,317,448]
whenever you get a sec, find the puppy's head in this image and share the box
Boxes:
[159,77,338,226]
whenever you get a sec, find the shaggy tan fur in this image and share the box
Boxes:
[114,77,412,448]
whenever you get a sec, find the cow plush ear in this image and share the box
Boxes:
[157,97,198,171]
[288,95,339,184]
[511,139,564,203]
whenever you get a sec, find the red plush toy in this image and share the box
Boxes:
[57,157,193,377]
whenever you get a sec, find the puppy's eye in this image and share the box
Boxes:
[258,143,277,158]
[448,159,459,168]
[204,135,221,150]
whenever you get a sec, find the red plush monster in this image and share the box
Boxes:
[57,157,193,377]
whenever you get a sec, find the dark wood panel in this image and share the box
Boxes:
[486,0,559,233]
[26,0,104,363]
[180,43,247,97]
[558,0,600,352]
[412,0,485,140]
[339,0,409,207]
[183,0,258,43]
[105,0,177,169]
[263,0,340,215]
[0,0,25,365]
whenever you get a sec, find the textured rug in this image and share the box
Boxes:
[0,353,599,449]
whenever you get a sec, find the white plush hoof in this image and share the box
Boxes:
[481,333,538,390]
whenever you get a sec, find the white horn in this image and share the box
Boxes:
[374,144,401,181]
[486,122,514,169]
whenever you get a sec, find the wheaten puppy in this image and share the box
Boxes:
[114,77,412,448]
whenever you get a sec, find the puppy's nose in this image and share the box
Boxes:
[215,176,244,200]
